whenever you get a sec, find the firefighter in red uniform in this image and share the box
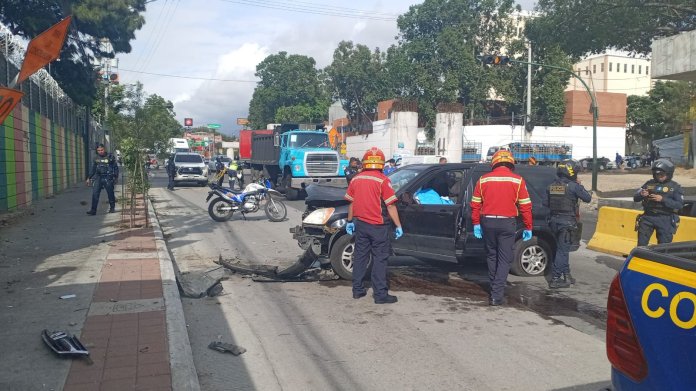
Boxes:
[344,147,403,304]
[470,150,533,306]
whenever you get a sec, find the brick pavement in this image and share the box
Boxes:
[63,202,173,391]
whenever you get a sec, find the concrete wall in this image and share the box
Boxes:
[1,104,86,211]
[391,111,419,156]
[346,120,393,159]
[435,112,464,163]
[651,30,696,81]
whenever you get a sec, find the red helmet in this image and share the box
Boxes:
[491,150,515,168]
[362,147,385,170]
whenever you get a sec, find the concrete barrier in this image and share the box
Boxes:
[587,206,696,257]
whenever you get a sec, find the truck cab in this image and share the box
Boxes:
[278,130,349,199]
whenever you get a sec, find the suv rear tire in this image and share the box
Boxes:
[510,236,552,277]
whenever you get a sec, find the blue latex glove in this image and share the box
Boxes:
[522,230,533,241]
[394,226,403,240]
[473,224,482,239]
[346,222,355,235]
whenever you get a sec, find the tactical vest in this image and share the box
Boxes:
[95,157,111,176]
[643,181,677,215]
[548,181,576,215]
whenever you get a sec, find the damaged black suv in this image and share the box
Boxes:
[291,163,581,280]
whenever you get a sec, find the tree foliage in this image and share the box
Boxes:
[0,0,147,106]
[627,81,696,143]
[106,82,182,158]
[390,0,518,127]
[527,0,696,57]
[248,52,328,129]
[325,41,389,129]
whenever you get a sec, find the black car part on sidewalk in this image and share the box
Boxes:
[41,329,89,357]
[216,247,334,282]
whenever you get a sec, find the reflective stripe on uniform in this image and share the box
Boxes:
[471,196,482,203]
[518,198,531,204]
[384,195,397,205]
[352,175,384,184]
[480,176,522,185]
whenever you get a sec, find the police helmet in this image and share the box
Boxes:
[651,158,675,181]
[557,159,580,180]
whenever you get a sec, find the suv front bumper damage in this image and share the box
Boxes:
[290,225,328,259]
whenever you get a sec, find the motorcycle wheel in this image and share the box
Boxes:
[264,197,287,222]
[208,197,234,222]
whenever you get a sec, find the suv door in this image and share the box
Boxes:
[392,168,468,262]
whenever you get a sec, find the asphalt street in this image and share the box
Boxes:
[149,169,617,391]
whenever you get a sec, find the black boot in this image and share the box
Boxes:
[564,273,576,285]
[549,277,570,289]
[109,206,116,213]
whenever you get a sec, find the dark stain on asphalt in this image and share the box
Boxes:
[387,268,489,299]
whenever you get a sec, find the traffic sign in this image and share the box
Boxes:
[236,118,249,125]
[16,16,72,85]
[207,123,221,129]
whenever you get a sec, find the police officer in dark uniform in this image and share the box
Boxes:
[86,144,119,215]
[166,154,177,190]
[634,159,683,246]
[546,159,592,289]
[344,157,360,184]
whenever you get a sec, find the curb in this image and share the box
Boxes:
[147,199,201,391]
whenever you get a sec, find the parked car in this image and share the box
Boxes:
[291,163,578,279]
[579,157,611,171]
[173,152,208,186]
[208,155,232,173]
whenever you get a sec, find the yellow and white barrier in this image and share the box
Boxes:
[587,206,696,257]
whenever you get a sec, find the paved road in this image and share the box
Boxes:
[149,170,615,391]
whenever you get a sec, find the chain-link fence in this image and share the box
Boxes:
[0,26,104,212]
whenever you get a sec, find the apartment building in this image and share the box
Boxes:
[566,52,652,96]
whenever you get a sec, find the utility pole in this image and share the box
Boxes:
[525,42,532,142]
[509,59,599,191]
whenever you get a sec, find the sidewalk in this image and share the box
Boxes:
[0,183,198,391]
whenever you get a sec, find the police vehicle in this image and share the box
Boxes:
[607,241,696,390]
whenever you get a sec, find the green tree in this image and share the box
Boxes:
[106,82,182,157]
[626,81,696,145]
[275,100,330,124]
[626,95,663,145]
[389,0,518,127]
[248,52,327,129]
[527,0,696,56]
[0,0,147,105]
[325,41,389,129]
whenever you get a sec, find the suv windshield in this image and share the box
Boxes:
[175,154,203,163]
[288,133,329,148]
[218,157,232,163]
[389,166,425,192]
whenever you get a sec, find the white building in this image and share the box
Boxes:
[567,51,653,96]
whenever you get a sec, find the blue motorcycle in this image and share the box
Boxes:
[206,178,287,222]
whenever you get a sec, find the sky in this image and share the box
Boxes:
[117,0,536,136]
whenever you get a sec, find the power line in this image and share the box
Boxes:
[131,0,171,71]
[119,68,260,82]
[139,0,180,72]
[218,0,398,21]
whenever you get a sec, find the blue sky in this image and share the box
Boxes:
[117,0,536,135]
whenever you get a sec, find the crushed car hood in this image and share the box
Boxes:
[304,184,349,208]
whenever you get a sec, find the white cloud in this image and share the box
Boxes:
[118,0,536,136]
